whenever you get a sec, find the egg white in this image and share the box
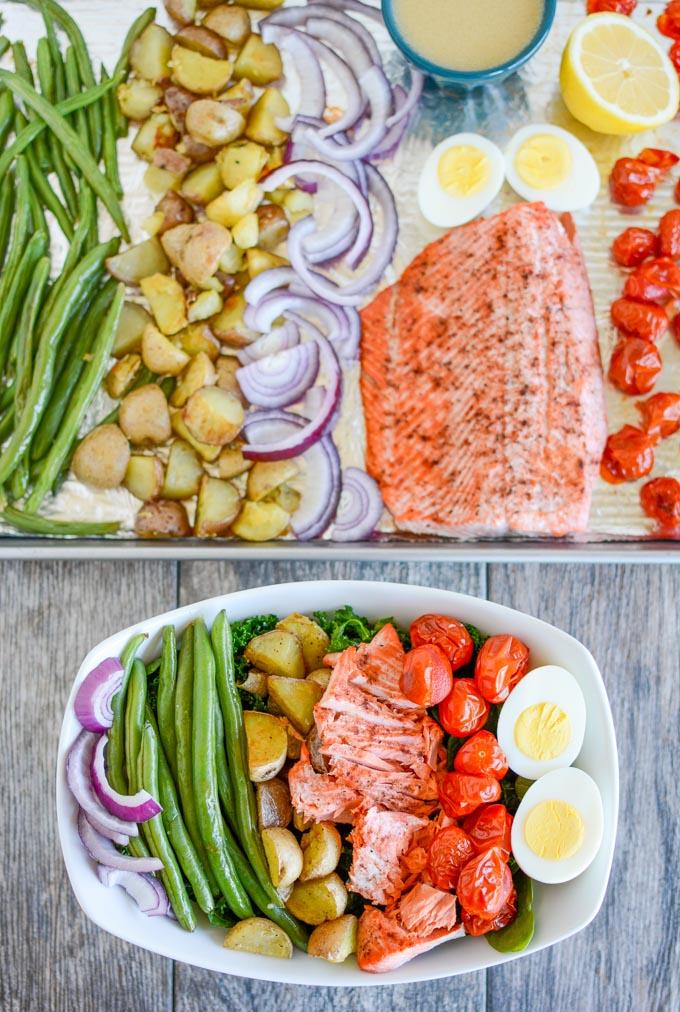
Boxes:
[511,767,604,884]
[417,133,505,228]
[497,665,586,780]
[504,123,600,213]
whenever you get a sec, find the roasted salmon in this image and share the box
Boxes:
[357,903,464,974]
[360,202,607,537]
[349,807,429,905]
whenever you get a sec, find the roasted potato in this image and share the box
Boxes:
[140,275,187,336]
[113,301,153,357]
[217,243,244,276]
[216,442,252,479]
[256,777,292,830]
[119,384,172,446]
[234,35,282,86]
[171,351,217,407]
[218,78,256,114]
[214,355,243,400]
[171,409,221,461]
[132,112,178,161]
[187,290,223,323]
[307,724,327,774]
[204,4,250,46]
[277,614,330,673]
[183,386,244,445]
[237,0,284,9]
[185,99,245,147]
[153,147,191,178]
[307,668,331,691]
[124,454,164,500]
[130,24,173,83]
[144,163,184,196]
[178,134,215,164]
[164,84,195,131]
[135,498,191,537]
[162,221,232,288]
[246,87,289,146]
[243,711,288,781]
[293,809,312,833]
[117,78,162,121]
[165,0,197,25]
[224,918,292,959]
[269,484,301,514]
[231,500,289,541]
[106,238,170,285]
[267,676,324,735]
[206,179,262,229]
[181,161,224,205]
[283,187,314,223]
[256,203,289,251]
[175,24,228,60]
[245,247,288,278]
[300,822,342,882]
[247,460,298,503]
[308,915,358,964]
[194,475,241,535]
[154,190,194,234]
[232,212,259,250]
[72,424,130,489]
[210,292,256,347]
[286,874,348,926]
[283,718,304,761]
[239,668,267,695]
[141,324,190,376]
[245,630,305,679]
[105,353,142,399]
[171,44,233,94]
[175,322,220,361]
[261,827,303,889]
[162,439,204,499]
[216,139,266,190]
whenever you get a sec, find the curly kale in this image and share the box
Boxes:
[313,605,410,652]
[231,614,278,711]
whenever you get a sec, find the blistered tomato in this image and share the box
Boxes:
[457,846,513,920]
[611,227,658,268]
[637,393,680,441]
[638,148,680,172]
[439,678,489,737]
[600,425,655,484]
[400,644,453,707]
[463,804,513,860]
[658,1,680,39]
[609,158,662,207]
[438,772,501,819]
[462,887,517,936]
[608,339,662,395]
[474,634,529,704]
[587,0,636,10]
[676,179,680,204]
[624,258,680,304]
[410,614,474,671]
[454,730,508,780]
[610,299,668,342]
[428,825,475,890]
[659,210,680,257]
[674,315,680,345]
[640,477,680,531]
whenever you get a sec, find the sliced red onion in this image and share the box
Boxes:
[237,322,300,365]
[91,734,162,823]
[78,809,163,872]
[261,26,325,129]
[303,384,327,418]
[85,811,129,846]
[309,0,383,21]
[305,65,391,164]
[264,4,381,64]
[74,657,123,732]
[304,15,373,77]
[237,341,320,408]
[253,292,347,340]
[308,217,358,265]
[244,267,300,307]
[302,36,364,137]
[98,866,171,916]
[386,69,424,128]
[242,337,341,460]
[332,467,383,541]
[67,731,140,839]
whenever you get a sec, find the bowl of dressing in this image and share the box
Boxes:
[382,0,557,87]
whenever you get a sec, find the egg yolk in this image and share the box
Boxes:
[514,702,571,760]
[524,799,585,860]
[515,134,572,191]
[437,145,491,198]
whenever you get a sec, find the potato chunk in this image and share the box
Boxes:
[162,221,232,287]
[224,918,292,959]
[119,384,172,446]
[261,827,303,889]
[117,79,162,121]
[171,410,221,461]
[256,203,289,250]
[183,386,244,445]
[162,439,204,499]
[238,0,284,9]
[171,351,217,408]
[124,455,164,500]
[142,324,190,375]
[211,292,256,347]
[307,668,331,691]
[214,356,243,400]
[204,5,250,45]
[175,322,220,361]
[132,112,178,162]
[217,443,251,479]
[165,0,197,26]
[185,99,245,147]
[72,424,130,489]
[135,499,191,537]
[107,238,170,285]
[246,88,289,146]
[244,711,288,781]
[194,475,240,535]
[154,190,194,235]
[247,460,298,503]
[299,822,342,882]
[256,777,292,830]
[308,915,358,964]
[231,500,289,541]
[113,302,153,357]
[130,24,173,83]
[105,353,142,399]
[171,45,233,94]
[206,179,262,229]
[181,162,224,205]
[140,275,187,336]
[246,247,288,278]
[267,676,324,735]
[218,78,256,114]
[217,139,267,189]
[234,35,282,86]
[175,24,227,59]
[286,874,348,926]
[240,669,267,695]
[277,614,330,673]
[245,630,305,679]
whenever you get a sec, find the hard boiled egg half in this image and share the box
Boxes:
[497,665,586,780]
[418,133,505,227]
[504,124,600,212]
[511,767,604,884]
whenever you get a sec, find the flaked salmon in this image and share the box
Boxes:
[398,883,459,934]
[357,904,464,974]
[349,807,429,905]
[360,202,607,537]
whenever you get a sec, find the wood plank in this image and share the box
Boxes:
[486,564,680,1012]
[174,560,486,1011]
[0,561,177,1012]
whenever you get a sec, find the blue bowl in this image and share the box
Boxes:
[381,0,557,87]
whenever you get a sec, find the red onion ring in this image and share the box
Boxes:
[309,0,383,21]
[78,810,163,873]
[263,4,382,64]
[304,15,373,76]
[91,735,162,823]
[98,866,171,917]
[237,341,320,408]
[331,466,384,540]
[237,322,300,365]
[260,26,326,128]
[66,730,140,840]
[305,65,391,164]
[369,85,411,161]
[74,657,123,732]
[244,267,300,307]
[85,811,129,847]
[386,69,424,128]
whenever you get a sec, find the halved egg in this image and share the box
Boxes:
[504,124,600,212]
[497,665,586,780]
[511,767,604,884]
[417,133,504,228]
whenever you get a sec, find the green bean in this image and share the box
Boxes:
[0,70,129,240]
[112,6,157,137]
[28,185,50,243]
[0,238,118,486]
[0,159,31,343]
[25,284,124,511]
[125,659,147,793]
[146,656,162,677]
[106,632,147,795]
[0,178,15,270]
[0,230,47,376]
[36,37,79,218]
[14,257,51,419]
[0,37,10,61]
[0,407,15,444]
[211,610,308,950]
[11,42,52,175]
[43,12,66,102]
[63,45,90,154]
[101,68,123,199]
[0,383,15,412]
[192,618,253,919]
[0,90,13,149]
[0,505,120,536]
[9,457,29,501]
[214,698,237,833]
[29,147,74,240]
[157,625,179,782]
[59,187,96,285]
[139,723,196,931]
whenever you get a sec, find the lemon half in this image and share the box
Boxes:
[560,13,680,134]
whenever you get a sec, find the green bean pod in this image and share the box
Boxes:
[139,723,196,932]
[0,178,15,270]
[107,632,147,795]
[0,158,31,344]
[43,11,66,102]
[0,506,119,536]
[9,457,29,501]
[0,408,15,445]
[101,68,123,199]
[0,36,10,61]
[36,37,79,218]
[214,698,237,834]
[0,230,48,366]
[11,41,52,174]
[14,257,51,418]
[0,90,13,149]
[157,625,179,782]
[124,659,147,794]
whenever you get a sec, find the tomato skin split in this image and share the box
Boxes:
[636,393,680,442]
[610,299,668,342]
[474,634,529,704]
[600,425,655,484]
[457,846,513,920]
[438,771,501,820]
[640,477,680,531]
[453,730,508,780]
[608,338,662,396]
[428,825,475,890]
[609,158,663,207]
[463,804,513,860]
[612,228,658,268]
[659,211,680,257]
[400,643,453,707]
[462,887,517,936]
[439,678,490,737]
[410,614,474,671]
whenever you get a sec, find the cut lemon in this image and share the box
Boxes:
[560,13,679,135]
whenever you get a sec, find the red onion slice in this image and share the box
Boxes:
[309,0,383,21]
[98,866,171,916]
[302,36,364,137]
[86,811,129,846]
[91,735,162,823]
[304,15,373,77]
[237,322,300,365]
[67,731,139,839]
[244,267,300,307]
[237,341,320,408]
[386,69,424,128]
[331,467,384,540]
[261,27,325,128]
[78,810,163,872]
[305,65,391,164]
[74,657,123,732]
[264,4,381,64]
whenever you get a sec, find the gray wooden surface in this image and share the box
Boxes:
[1,560,678,1012]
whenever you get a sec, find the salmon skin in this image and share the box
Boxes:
[360,202,607,537]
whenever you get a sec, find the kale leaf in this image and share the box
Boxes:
[313,605,410,652]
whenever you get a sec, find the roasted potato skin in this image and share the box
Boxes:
[185,99,245,147]
[105,353,142,399]
[299,822,342,882]
[175,24,228,60]
[135,498,191,537]
[286,873,348,926]
[72,424,130,489]
[245,630,305,679]
[155,190,194,234]
[267,676,324,735]
[244,711,288,782]
[261,827,303,889]
[119,384,172,446]
[256,203,289,250]
[277,614,330,672]
[164,84,195,132]
[224,918,293,959]
[308,915,358,963]
[183,386,244,446]
[204,4,251,45]
[164,0,197,27]
[256,777,292,830]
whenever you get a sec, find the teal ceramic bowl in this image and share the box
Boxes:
[381,0,557,87]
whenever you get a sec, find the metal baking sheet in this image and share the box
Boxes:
[1,0,679,559]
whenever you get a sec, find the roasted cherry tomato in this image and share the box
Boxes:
[658,1,680,39]
[671,39,680,73]
[428,825,475,890]
[637,393,680,442]
[463,804,513,860]
[609,157,663,207]
[641,477,680,531]
[658,210,680,257]
[608,338,662,395]
[624,258,680,304]
[675,178,680,204]
[438,772,501,819]
[462,887,518,936]
[674,314,680,345]
[438,678,490,737]
[401,644,453,707]
[410,614,474,671]
[474,634,529,704]
[610,298,668,342]
[638,147,680,172]
[457,846,513,920]
[587,0,636,10]
[600,425,655,484]
[611,227,658,268]
[453,731,508,780]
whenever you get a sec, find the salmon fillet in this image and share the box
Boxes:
[357,904,464,974]
[349,807,429,905]
[398,883,459,934]
[360,202,606,537]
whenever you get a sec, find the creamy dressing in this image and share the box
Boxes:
[392,0,544,71]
